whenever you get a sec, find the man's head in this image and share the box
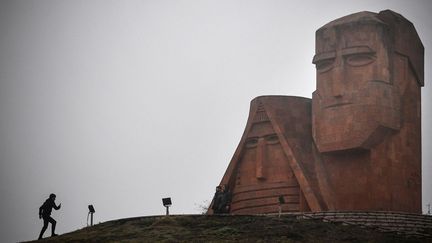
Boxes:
[49,193,56,200]
[312,10,423,153]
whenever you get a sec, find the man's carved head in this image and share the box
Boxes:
[312,10,423,153]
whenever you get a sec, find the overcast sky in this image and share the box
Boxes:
[0,1,431,242]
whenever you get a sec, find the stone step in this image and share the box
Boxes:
[297,211,432,239]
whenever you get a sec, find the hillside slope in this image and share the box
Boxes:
[28,215,428,242]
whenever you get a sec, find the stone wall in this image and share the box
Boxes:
[298,211,432,238]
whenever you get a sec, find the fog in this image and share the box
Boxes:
[0,1,431,242]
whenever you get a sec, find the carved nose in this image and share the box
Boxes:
[256,138,265,179]
[331,66,344,98]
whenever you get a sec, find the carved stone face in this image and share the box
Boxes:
[312,23,400,152]
[236,121,295,186]
[227,97,310,214]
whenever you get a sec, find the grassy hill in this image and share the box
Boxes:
[28,214,428,242]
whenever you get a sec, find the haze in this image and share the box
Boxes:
[0,1,431,242]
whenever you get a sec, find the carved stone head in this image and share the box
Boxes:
[220,96,316,214]
[312,10,423,153]
[236,101,295,186]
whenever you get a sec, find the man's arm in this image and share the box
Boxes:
[54,203,61,210]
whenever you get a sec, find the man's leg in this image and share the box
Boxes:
[47,216,57,236]
[38,218,49,240]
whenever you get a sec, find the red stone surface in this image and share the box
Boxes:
[212,96,323,214]
[209,10,423,215]
[312,10,422,213]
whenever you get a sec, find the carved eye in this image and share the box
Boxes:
[315,59,334,73]
[265,134,279,144]
[346,54,375,66]
[245,138,258,148]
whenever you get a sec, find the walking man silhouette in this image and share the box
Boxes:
[38,193,61,240]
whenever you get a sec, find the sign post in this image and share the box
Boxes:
[162,198,172,216]
[88,205,95,226]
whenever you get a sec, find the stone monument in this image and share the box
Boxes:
[209,10,423,214]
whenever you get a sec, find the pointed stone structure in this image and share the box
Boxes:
[212,96,325,214]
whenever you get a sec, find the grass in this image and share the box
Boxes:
[26,214,428,243]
